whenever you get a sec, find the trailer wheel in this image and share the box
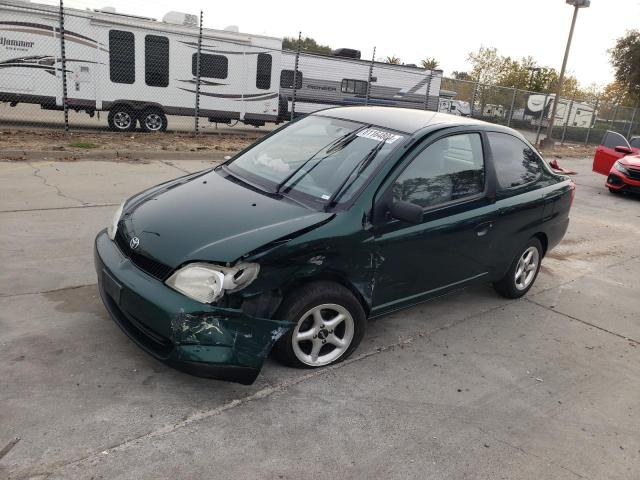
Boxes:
[140,109,167,133]
[108,107,136,132]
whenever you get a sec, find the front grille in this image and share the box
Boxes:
[114,228,173,281]
[626,167,640,181]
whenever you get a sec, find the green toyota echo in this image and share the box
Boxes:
[94,106,574,384]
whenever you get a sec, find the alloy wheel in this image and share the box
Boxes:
[291,303,354,367]
[514,246,539,291]
[144,113,163,131]
[113,111,132,130]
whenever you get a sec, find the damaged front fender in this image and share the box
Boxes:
[170,309,292,374]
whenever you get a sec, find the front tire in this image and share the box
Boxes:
[493,238,543,299]
[140,109,167,133]
[273,282,366,369]
[107,106,136,132]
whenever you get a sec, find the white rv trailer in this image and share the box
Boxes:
[482,103,505,118]
[0,0,283,131]
[279,50,442,116]
[525,94,595,128]
[438,98,471,116]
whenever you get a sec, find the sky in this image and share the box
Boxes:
[52,0,640,88]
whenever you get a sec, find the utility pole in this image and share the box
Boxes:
[541,0,590,148]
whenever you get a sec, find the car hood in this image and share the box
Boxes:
[120,169,333,267]
[620,154,640,168]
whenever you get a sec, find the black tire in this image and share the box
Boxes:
[273,281,366,369]
[139,108,168,133]
[107,106,136,132]
[608,187,621,194]
[493,238,543,299]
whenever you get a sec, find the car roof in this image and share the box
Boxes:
[314,106,490,134]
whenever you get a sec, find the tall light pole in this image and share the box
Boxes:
[541,0,590,148]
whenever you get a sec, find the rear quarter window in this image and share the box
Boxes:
[487,132,541,190]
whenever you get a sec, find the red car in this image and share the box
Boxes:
[592,130,640,194]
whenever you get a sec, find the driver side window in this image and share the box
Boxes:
[393,133,485,209]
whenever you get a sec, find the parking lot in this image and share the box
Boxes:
[0,155,638,479]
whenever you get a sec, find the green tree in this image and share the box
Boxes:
[467,46,507,84]
[498,56,537,89]
[282,36,333,55]
[608,29,640,103]
[420,57,439,70]
[385,55,402,65]
[600,80,637,105]
[452,71,472,81]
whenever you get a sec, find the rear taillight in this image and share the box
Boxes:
[569,180,576,208]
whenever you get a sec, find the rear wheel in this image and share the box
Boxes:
[608,187,621,194]
[107,106,136,132]
[493,238,543,299]
[140,109,167,132]
[273,282,366,369]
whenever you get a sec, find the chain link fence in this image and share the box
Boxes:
[1,0,639,147]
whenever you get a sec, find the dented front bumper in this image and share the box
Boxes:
[94,230,292,384]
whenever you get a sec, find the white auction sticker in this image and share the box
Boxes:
[356,128,403,144]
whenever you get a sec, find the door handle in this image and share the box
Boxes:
[474,222,493,237]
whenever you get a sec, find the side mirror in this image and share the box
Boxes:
[614,145,633,155]
[389,200,423,224]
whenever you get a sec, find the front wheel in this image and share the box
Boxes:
[273,282,366,369]
[493,238,543,299]
[140,109,167,132]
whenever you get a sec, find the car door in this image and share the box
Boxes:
[370,131,497,315]
[593,131,630,175]
[484,132,549,276]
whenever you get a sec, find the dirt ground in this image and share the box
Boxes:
[0,128,596,161]
[0,129,258,155]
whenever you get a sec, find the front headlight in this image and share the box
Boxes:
[614,161,629,175]
[107,201,125,240]
[165,262,259,304]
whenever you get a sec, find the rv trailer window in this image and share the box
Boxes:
[109,30,135,84]
[341,79,368,95]
[280,70,303,89]
[192,54,228,79]
[145,35,169,87]
[256,53,272,90]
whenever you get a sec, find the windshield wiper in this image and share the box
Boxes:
[325,139,387,208]
[274,125,370,195]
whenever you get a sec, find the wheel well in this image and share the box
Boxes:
[281,273,371,317]
[109,103,132,112]
[108,102,164,114]
[533,232,548,257]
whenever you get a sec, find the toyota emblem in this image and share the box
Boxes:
[129,236,140,249]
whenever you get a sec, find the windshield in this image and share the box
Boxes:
[227,115,404,206]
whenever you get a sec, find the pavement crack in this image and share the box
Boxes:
[526,298,639,345]
[0,203,119,214]
[470,424,590,479]
[160,160,191,174]
[27,161,88,206]
[0,437,20,461]
[0,283,96,299]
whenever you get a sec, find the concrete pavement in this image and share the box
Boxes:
[0,157,638,479]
